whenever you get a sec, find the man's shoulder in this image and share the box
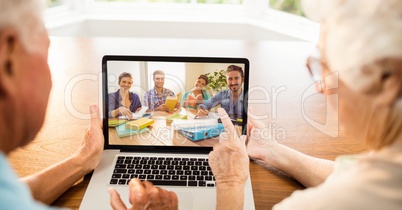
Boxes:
[144,89,154,96]
[214,89,229,97]
[0,157,52,210]
[163,88,175,95]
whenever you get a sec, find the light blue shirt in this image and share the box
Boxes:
[199,89,244,119]
[0,153,59,210]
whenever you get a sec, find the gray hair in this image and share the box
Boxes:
[302,0,402,149]
[0,0,45,51]
[302,0,402,93]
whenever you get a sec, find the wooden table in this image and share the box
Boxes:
[7,37,367,209]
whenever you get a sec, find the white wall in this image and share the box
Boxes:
[147,62,186,96]
[106,61,246,101]
[107,61,141,92]
[107,61,145,102]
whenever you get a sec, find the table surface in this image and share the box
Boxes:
[7,37,367,210]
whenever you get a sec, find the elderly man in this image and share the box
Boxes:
[0,0,104,208]
[0,0,176,209]
[209,0,402,209]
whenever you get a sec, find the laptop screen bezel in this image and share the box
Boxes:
[102,55,249,154]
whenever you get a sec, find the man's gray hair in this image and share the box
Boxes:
[0,0,45,51]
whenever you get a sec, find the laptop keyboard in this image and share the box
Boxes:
[109,156,216,187]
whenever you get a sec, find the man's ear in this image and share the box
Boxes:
[0,29,19,99]
[373,59,402,107]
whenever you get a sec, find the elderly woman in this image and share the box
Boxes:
[182,74,211,109]
[108,72,142,119]
[207,0,402,209]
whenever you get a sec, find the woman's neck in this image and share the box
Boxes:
[119,89,129,96]
[366,103,402,150]
[193,89,202,96]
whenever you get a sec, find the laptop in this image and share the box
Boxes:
[79,55,255,210]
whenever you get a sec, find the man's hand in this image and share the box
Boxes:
[76,105,104,172]
[208,108,249,186]
[196,107,209,118]
[155,104,169,112]
[174,102,180,110]
[108,178,178,210]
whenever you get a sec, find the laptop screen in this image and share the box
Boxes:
[102,56,249,153]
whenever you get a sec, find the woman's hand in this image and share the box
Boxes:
[118,107,132,119]
[247,107,283,168]
[209,108,249,186]
[208,108,249,210]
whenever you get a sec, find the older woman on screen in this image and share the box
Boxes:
[108,72,142,119]
[207,0,402,209]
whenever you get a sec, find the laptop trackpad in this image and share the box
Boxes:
[117,190,193,209]
[176,192,193,209]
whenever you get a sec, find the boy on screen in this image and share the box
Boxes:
[143,70,180,112]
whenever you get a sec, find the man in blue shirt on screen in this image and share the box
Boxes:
[197,65,244,120]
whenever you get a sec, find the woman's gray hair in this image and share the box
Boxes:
[302,0,402,93]
[0,0,45,51]
[303,0,402,149]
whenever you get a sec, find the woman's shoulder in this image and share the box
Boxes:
[183,91,192,97]
[203,90,211,98]
[275,156,402,210]
[130,92,140,98]
[108,91,119,99]
[108,90,118,95]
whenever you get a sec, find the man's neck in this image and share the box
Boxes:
[0,136,13,155]
[231,88,242,101]
[155,87,163,93]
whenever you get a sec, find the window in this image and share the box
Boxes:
[94,0,241,4]
[45,0,318,42]
[47,0,64,7]
[95,0,190,2]
[197,0,241,4]
[269,0,304,17]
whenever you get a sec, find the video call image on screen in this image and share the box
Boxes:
[107,60,246,147]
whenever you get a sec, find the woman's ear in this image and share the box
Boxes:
[373,59,402,107]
